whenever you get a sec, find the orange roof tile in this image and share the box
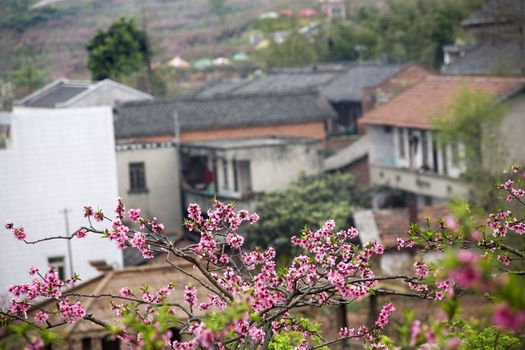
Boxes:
[360,75,525,129]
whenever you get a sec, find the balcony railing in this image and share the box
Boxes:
[370,164,470,200]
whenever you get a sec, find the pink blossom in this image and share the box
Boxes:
[25,338,45,350]
[28,266,39,275]
[114,197,125,220]
[226,233,244,249]
[445,338,461,350]
[59,299,86,323]
[445,216,458,230]
[120,287,133,297]
[94,208,104,222]
[248,327,265,342]
[414,261,429,278]
[82,205,94,217]
[4,220,14,230]
[128,209,141,222]
[470,231,482,241]
[34,311,49,324]
[184,285,197,310]
[249,213,260,224]
[75,229,87,239]
[375,303,395,329]
[13,226,27,240]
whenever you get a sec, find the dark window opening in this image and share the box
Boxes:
[81,337,92,350]
[48,256,65,281]
[222,159,229,189]
[398,128,406,159]
[170,328,181,342]
[102,336,120,350]
[129,162,147,193]
[421,131,429,170]
[182,154,214,192]
[233,159,239,192]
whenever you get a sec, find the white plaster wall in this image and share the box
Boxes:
[231,142,322,192]
[0,107,122,301]
[381,252,412,275]
[500,93,525,166]
[116,146,182,235]
[368,125,395,167]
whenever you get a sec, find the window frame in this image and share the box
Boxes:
[128,162,148,194]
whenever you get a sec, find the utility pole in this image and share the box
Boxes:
[60,208,74,279]
[174,110,185,237]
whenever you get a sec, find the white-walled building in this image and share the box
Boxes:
[360,75,525,207]
[181,137,322,211]
[0,107,122,302]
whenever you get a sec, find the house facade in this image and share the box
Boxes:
[181,137,322,211]
[0,107,123,301]
[360,75,525,207]
[113,92,334,236]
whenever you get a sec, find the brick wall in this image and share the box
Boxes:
[117,121,327,144]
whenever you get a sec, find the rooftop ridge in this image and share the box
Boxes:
[117,89,325,108]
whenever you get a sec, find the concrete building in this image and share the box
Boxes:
[13,78,152,109]
[360,75,525,207]
[113,92,335,241]
[0,107,122,302]
[181,137,322,211]
[441,0,525,76]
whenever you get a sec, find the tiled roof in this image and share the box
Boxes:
[114,92,336,139]
[17,80,90,107]
[192,62,406,102]
[14,78,152,108]
[360,75,525,129]
[441,41,524,76]
[320,63,405,102]
[25,262,209,337]
[461,0,524,27]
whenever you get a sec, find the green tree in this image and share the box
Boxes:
[86,17,150,81]
[261,31,318,68]
[209,0,227,21]
[328,0,486,68]
[246,173,370,260]
[10,54,45,96]
[433,87,507,209]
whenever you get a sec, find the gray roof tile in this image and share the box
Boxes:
[192,62,406,103]
[114,92,337,139]
[441,41,524,76]
[21,82,89,107]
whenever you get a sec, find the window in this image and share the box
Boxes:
[0,124,10,149]
[81,337,92,350]
[233,159,239,192]
[222,159,229,189]
[398,128,406,159]
[450,142,460,167]
[129,162,147,193]
[102,336,120,350]
[48,256,65,280]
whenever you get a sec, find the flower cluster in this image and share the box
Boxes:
[375,303,395,329]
